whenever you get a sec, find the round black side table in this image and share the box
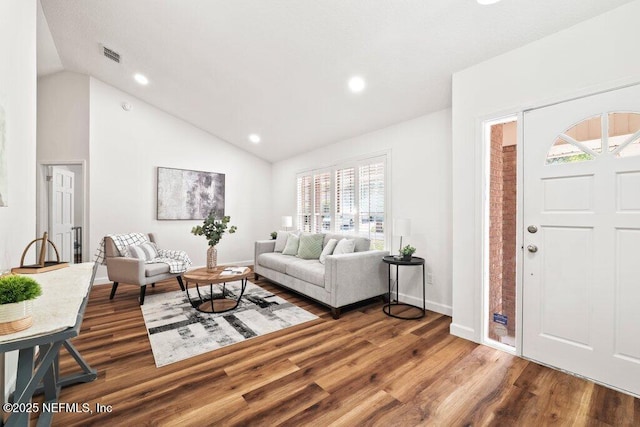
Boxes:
[382,255,426,320]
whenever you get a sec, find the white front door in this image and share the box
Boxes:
[522,84,640,396]
[48,166,74,263]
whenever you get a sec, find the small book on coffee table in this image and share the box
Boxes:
[221,267,248,276]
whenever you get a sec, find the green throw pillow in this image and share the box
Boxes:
[282,234,300,256]
[297,233,324,259]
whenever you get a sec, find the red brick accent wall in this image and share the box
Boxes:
[488,124,503,341]
[488,124,517,342]
[501,145,517,336]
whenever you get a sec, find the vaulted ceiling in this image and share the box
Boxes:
[39,0,634,162]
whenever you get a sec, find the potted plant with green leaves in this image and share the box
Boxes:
[191,213,237,271]
[399,245,416,261]
[0,274,42,335]
[270,231,278,240]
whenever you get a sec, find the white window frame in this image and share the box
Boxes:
[296,153,389,250]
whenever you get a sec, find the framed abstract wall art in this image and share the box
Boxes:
[157,167,225,220]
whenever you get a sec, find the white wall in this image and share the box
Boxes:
[37,71,90,160]
[451,0,640,341]
[37,71,90,261]
[0,0,38,269]
[272,110,452,314]
[89,78,272,283]
[0,0,37,402]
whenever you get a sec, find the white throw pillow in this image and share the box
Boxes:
[282,234,300,256]
[319,238,338,265]
[274,230,298,252]
[333,239,355,255]
[125,242,158,261]
[274,231,289,252]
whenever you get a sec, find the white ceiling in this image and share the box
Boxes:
[39,0,633,162]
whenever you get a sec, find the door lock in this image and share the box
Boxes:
[527,245,538,253]
[527,225,538,233]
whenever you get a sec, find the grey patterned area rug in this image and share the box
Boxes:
[141,281,318,367]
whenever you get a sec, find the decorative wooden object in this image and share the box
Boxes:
[11,232,69,274]
[0,300,33,335]
[0,316,34,335]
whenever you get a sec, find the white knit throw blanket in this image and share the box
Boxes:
[94,233,191,274]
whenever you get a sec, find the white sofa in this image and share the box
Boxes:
[254,233,388,318]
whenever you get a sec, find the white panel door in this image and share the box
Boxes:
[523,84,640,396]
[48,166,74,263]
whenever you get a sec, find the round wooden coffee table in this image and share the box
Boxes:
[183,266,253,313]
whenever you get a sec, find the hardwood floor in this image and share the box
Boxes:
[34,277,639,426]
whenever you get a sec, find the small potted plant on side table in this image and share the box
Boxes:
[270,231,278,240]
[0,274,42,335]
[399,245,416,262]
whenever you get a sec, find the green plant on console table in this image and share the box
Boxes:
[191,212,237,246]
[270,231,278,240]
[0,275,43,305]
[399,245,416,258]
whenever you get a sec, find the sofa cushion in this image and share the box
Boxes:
[145,262,170,277]
[297,233,324,259]
[319,238,338,265]
[285,260,325,287]
[282,234,300,255]
[333,239,356,255]
[257,252,300,274]
[323,233,370,252]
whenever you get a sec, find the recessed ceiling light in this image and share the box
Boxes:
[348,76,366,93]
[249,134,261,144]
[477,0,501,5]
[134,73,149,85]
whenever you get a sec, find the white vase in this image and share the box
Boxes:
[0,300,34,335]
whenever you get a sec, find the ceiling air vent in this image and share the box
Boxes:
[102,45,121,63]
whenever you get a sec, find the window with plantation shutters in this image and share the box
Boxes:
[297,175,312,232]
[314,172,331,232]
[295,154,387,250]
[335,167,356,233]
[359,162,385,249]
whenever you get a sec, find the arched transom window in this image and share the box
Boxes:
[546,112,640,164]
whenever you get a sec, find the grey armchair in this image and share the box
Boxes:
[105,233,185,305]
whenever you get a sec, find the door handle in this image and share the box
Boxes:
[527,245,538,253]
[527,225,538,233]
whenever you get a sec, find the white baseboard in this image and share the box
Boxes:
[93,275,109,286]
[396,292,452,316]
[395,294,477,342]
[449,323,478,342]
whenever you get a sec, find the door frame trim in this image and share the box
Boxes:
[523,80,640,114]
[479,114,522,356]
[37,160,88,263]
